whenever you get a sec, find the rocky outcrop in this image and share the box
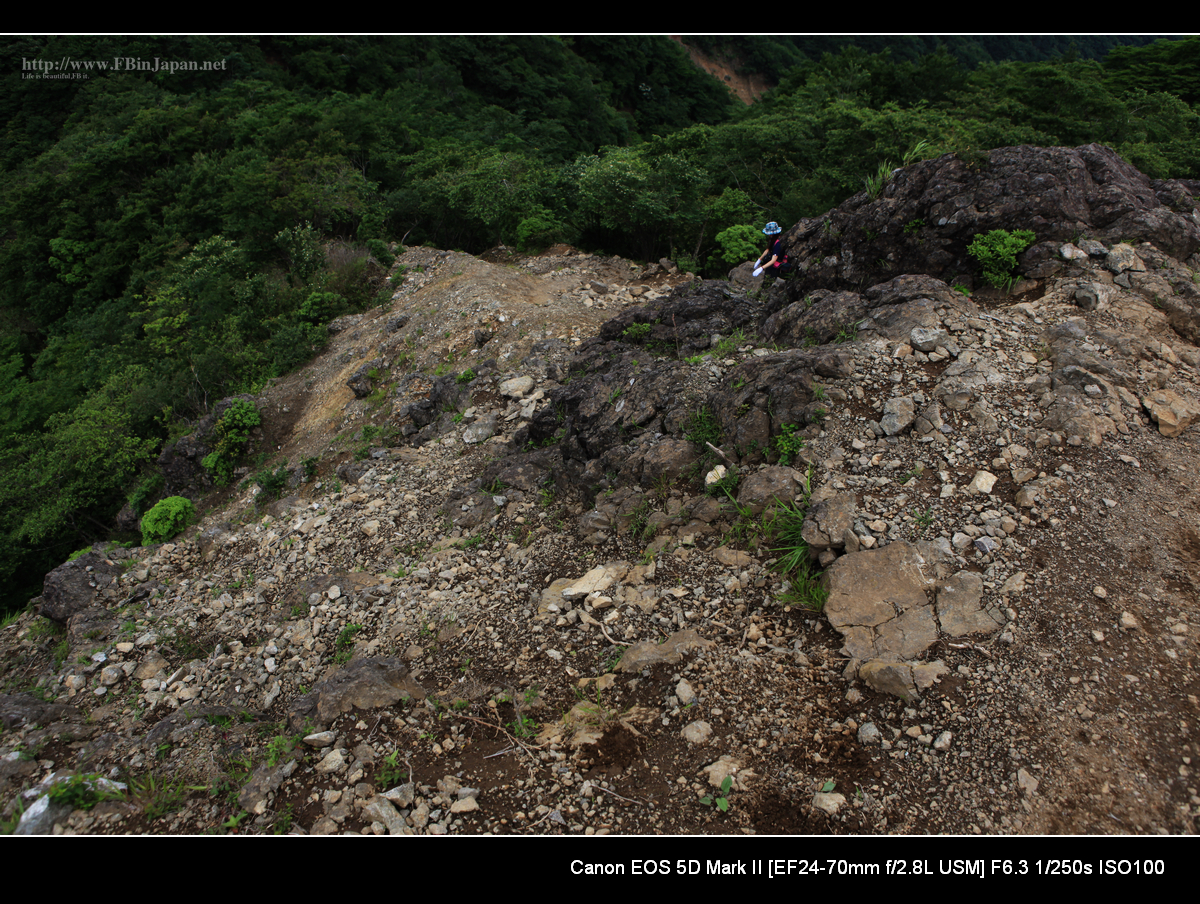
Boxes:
[774,144,1200,303]
[40,552,123,624]
[287,657,425,733]
[156,394,260,497]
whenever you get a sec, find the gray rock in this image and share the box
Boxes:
[287,658,425,733]
[13,795,73,835]
[462,415,497,445]
[617,629,714,672]
[857,722,882,745]
[676,679,697,705]
[910,327,949,353]
[823,541,939,663]
[40,553,123,624]
[801,493,856,550]
[880,396,916,436]
[363,796,408,834]
[347,358,385,400]
[736,466,798,516]
[935,571,1005,637]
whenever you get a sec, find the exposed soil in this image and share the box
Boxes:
[3,244,1198,836]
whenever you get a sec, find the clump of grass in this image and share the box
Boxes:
[685,407,722,449]
[767,502,827,612]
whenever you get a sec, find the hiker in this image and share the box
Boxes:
[753,222,790,278]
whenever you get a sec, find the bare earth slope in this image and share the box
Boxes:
[3,168,1199,836]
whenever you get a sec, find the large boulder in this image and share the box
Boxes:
[40,552,123,624]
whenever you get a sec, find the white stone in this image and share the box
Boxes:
[966,471,997,494]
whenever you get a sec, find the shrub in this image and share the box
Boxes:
[516,208,571,252]
[202,399,260,484]
[366,239,395,269]
[968,229,1036,289]
[141,496,195,545]
[255,463,291,500]
[127,472,165,517]
[710,224,761,270]
[298,291,345,325]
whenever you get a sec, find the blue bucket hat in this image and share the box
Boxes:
[762,222,782,235]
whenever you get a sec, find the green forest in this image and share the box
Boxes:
[2,34,1199,612]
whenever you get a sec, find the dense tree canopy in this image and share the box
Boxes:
[1,34,1197,612]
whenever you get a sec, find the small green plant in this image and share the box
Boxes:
[376,751,407,788]
[833,320,862,344]
[603,647,624,672]
[254,463,291,501]
[301,456,319,481]
[627,498,652,540]
[700,775,734,813]
[140,496,195,545]
[265,734,300,767]
[770,502,827,612]
[705,466,740,499]
[333,623,363,664]
[774,423,805,467]
[863,160,894,199]
[968,229,1036,290]
[684,407,722,449]
[47,773,123,810]
[952,284,971,297]
[622,322,652,341]
[902,139,931,166]
[914,508,934,530]
[903,217,926,236]
[508,714,539,739]
[456,368,476,384]
[129,773,203,821]
[711,329,746,359]
[812,384,827,401]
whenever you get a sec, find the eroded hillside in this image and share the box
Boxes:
[3,148,1199,836]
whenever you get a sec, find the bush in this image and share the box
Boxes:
[201,399,261,485]
[254,463,291,501]
[298,291,346,325]
[968,229,1036,289]
[710,224,762,270]
[366,239,395,269]
[127,472,164,517]
[516,208,571,252]
[141,496,195,545]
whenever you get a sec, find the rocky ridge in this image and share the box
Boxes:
[2,145,1199,835]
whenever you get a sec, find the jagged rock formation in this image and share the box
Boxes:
[772,144,1200,301]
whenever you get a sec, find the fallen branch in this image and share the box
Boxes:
[705,441,732,464]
